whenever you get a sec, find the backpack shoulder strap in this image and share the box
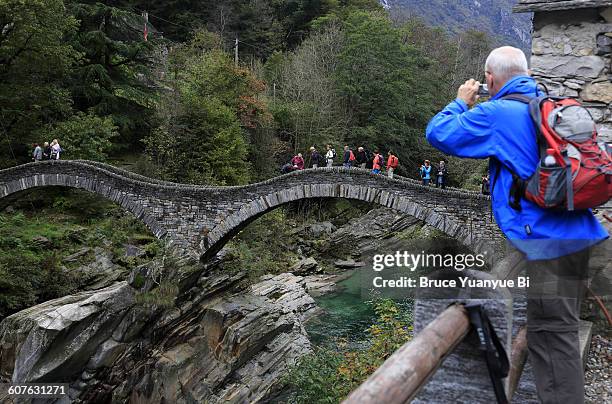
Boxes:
[500,94,532,104]
[493,94,545,211]
[500,94,547,146]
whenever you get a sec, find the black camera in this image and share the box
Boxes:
[478,84,489,97]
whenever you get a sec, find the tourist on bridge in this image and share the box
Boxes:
[435,160,447,188]
[481,174,490,195]
[325,144,335,167]
[42,142,51,160]
[426,46,608,404]
[32,144,42,162]
[280,163,295,174]
[386,151,399,179]
[355,147,368,169]
[309,146,322,168]
[291,153,304,170]
[50,139,62,160]
[419,160,431,185]
[371,149,383,174]
[343,145,355,168]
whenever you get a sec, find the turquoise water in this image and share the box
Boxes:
[305,270,377,348]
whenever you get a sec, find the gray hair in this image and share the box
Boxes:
[485,46,529,83]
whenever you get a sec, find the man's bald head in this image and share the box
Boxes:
[484,46,529,96]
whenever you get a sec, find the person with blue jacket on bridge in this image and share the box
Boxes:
[426,46,608,404]
[419,160,432,185]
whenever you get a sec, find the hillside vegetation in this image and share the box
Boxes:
[0,190,160,320]
[1,0,494,187]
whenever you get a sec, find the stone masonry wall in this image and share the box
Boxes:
[530,7,612,142]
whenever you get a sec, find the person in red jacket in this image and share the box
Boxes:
[291,153,305,170]
[371,149,383,174]
[386,151,399,178]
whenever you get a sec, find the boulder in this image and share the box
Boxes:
[31,236,52,249]
[112,273,314,404]
[0,282,135,383]
[334,258,365,268]
[328,208,421,256]
[0,259,317,404]
[63,247,92,263]
[251,272,317,319]
[72,248,127,290]
[290,257,319,274]
[124,244,146,258]
[86,339,127,370]
[305,221,337,237]
[302,273,353,297]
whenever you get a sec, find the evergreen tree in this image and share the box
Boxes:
[0,0,78,166]
[113,0,381,57]
[65,1,158,151]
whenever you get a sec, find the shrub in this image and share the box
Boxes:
[284,298,412,403]
[44,112,118,161]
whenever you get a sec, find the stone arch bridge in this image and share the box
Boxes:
[0,160,501,259]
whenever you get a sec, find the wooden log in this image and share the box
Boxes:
[507,327,528,400]
[513,0,612,13]
[342,304,470,404]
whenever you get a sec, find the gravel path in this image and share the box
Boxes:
[585,334,611,403]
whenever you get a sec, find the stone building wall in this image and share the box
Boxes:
[529,7,612,142]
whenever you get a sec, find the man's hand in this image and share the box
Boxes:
[457,79,480,108]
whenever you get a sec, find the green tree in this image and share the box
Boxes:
[0,0,78,167]
[115,0,380,57]
[45,112,118,161]
[146,40,269,185]
[266,21,349,154]
[65,1,157,151]
[336,11,436,171]
[399,18,493,185]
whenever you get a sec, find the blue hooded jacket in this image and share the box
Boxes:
[426,75,608,260]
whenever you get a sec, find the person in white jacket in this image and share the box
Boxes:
[325,144,335,167]
[50,139,62,160]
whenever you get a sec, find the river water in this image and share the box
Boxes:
[305,270,376,348]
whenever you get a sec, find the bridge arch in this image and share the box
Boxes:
[0,162,167,240]
[203,171,495,260]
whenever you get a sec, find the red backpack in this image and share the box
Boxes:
[502,94,612,211]
[349,150,356,161]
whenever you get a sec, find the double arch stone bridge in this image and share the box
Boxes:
[0,160,502,259]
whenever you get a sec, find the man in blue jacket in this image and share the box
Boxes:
[426,46,608,404]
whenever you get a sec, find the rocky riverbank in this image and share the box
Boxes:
[0,204,426,403]
[0,264,319,403]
